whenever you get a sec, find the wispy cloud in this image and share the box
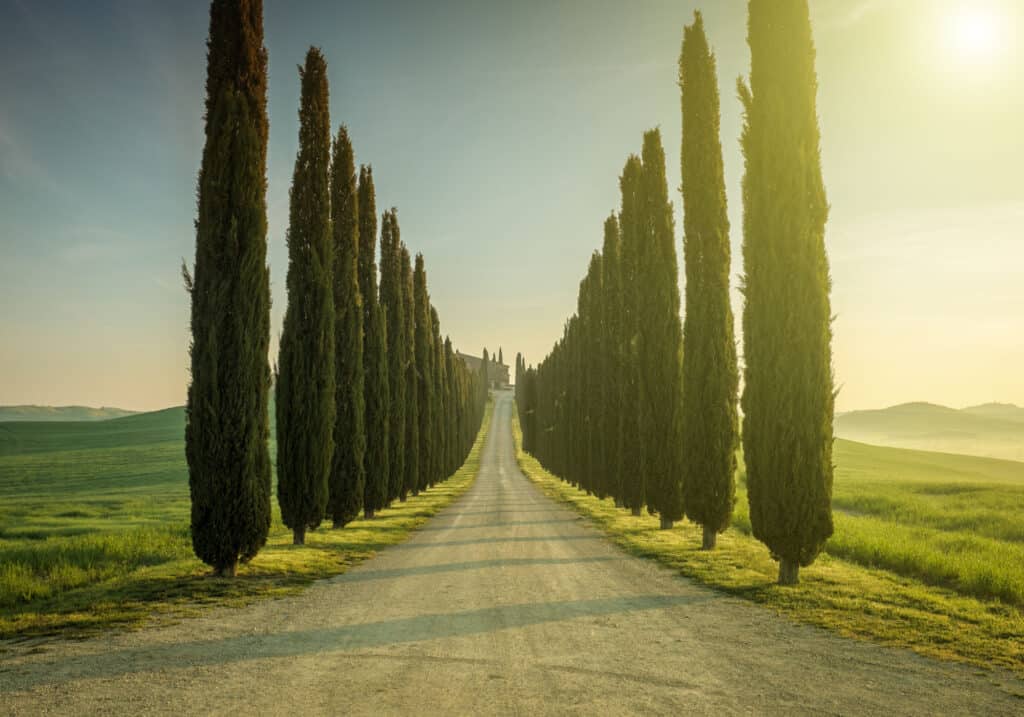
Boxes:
[0,116,63,197]
[813,0,892,30]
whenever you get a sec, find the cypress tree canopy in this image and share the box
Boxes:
[679,12,739,550]
[635,129,685,528]
[739,0,835,585]
[327,125,365,528]
[380,209,407,504]
[357,168,389,518]
[275,47,336,546]
[186,0,272,577]
[599,214,622,503]
[400,244,419,500]
[413,253,434,495]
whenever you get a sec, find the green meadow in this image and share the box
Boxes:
[512,412,1024,675]
[0,402,492,638]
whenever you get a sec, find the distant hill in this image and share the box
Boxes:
[0,405,137,422]
[835,402,1024,462]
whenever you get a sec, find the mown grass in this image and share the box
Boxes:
[511,411,1024,676]
[0,401,492,639]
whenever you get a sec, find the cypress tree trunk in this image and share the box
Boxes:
[276,47,335,544]
[739,0,835,584]
[327,126,365,529]
[635,129,685,527]
[185,0,272,577]
[401,245,419,499]
[293,526,306,546]
[358,167,390,519]
[702,526,717,551]
[679,12,739,549]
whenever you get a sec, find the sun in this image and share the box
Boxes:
[946,4,1003,61]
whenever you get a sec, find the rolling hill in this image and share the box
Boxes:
[0,405,137,422]
[835,401,1024,461]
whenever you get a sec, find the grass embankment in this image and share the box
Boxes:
[0,400,492,639]
[511,410,1024,677]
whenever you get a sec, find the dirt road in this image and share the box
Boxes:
[3,391,1022,715]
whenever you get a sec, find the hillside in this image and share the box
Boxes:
[835,401,1024,462]
[0,405,137,422]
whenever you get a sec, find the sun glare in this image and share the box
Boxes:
[946,5,1003,61]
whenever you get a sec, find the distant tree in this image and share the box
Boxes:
[380,209,406,504]
[679,12,739,550]
[276,47,335,545]
[185,0,272,577]
[400,244,418,500]
[413,254,434,494]
[617,155,645,516]
[599,214,622,503]
[482,348,490,390]
[498,347,504,368]
[430,306,446,485]
[739,0,835,585]
[635,131,685,529]
[358,166,389,518]
[326,125,365,528]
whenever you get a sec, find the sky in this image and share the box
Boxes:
[0,0,1021,412]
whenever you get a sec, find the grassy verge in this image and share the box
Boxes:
[0,400,493,640]
[510,410,1024,678]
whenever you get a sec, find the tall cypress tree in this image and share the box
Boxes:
[636,130,685,529]
[413,254,434,494]
[739,0,835,585]
[358,167,389,518]
[276,48,335,546]
[679,12,739,550]
[430,306,446,485]
[400,244,419,500]
[185,0,271,577]
[380,209,406,503]
[498,347,504,370]
[617,155,645,516]
[600,214,622,504]
[327,125,365,528]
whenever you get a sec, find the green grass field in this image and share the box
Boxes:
[512,411,1024,676]
[0,401,492,638]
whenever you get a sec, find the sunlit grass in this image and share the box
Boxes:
[511,409,1024,675]
[0,401,492,639]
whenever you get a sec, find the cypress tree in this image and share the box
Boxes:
[679,12,739,550]
[739,0,835,585]
[430,306,446,485]
[400,244,419,500]
[600,214,622,504]
[380,209,407,503]
[482,348,490,390]
[617,155,645,516]
[498,347,504,370]
[275,47,335,546]
[358,167,389,518]
[413,254,434,494]
[582,252,604,497]
[327,125,365,528]
[185,0,272,577]
[636,130,685,529]
[444,337,459,475]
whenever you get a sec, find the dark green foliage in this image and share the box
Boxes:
[380,209,406,503]
[498,347,503,368]
[617,155,645,515]
[185,0,271,576]
[358,167,389,518]
[326,125,365,528]
[636,130,685,527]
[430,306,446,486]
[413,254,434,495]
[599,215,622,502]
[400,244,419,500]
[739,0,835,584]
[275,47,335,545]
[679,13,739,549]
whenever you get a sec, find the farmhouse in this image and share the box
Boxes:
[456,352,510,389]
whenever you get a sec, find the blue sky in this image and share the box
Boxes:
[1,0,1021,411]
